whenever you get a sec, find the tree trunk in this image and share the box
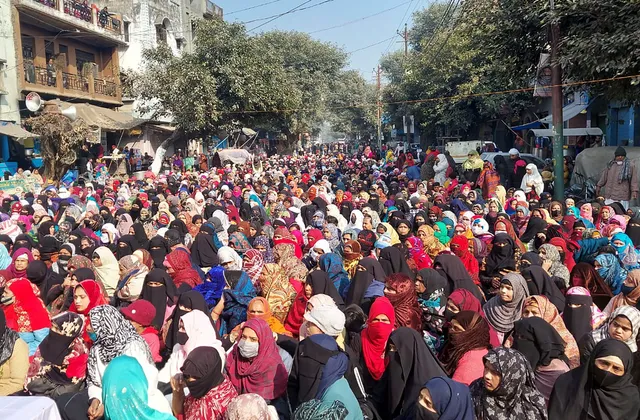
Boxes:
[151,128,183,175]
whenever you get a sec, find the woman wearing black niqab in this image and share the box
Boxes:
[433,254,484,303]
[140,268,177,330]
[520,217,548,244]
[190,225,219,268]
[147,235,170,268]
[377,327,447,418]
[562,292,593,342]
[521,265,565,312]
[549,339,640,420]
[27,260,63,300]
[626,217,640,247]
[164,291,211,355]
[306,270,344,308]
[116,234,140,260]
[131,223,149,249]
[378,246,414,279]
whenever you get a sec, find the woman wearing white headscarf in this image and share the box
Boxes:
[218,246,243,271]
[326,205,347,231]
[521,163,544,198]
[434,154,449,185]
[347,210,364,231]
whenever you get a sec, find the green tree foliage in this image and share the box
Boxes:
[325,70,377,139]
[133,20,352,149]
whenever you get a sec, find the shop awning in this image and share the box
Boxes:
[56,100,146,131]
[511,99,591,131]
[531,127,603,137]
[0,122,37,139]
[511,120,543,131]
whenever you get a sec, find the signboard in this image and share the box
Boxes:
[0,179,27,194]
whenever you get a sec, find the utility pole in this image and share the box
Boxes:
[374,65,383,150]
[398,23,408,57]
[550,0,564,200]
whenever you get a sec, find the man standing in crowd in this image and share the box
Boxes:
[596,146,638,209]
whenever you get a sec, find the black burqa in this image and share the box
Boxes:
[307,270,344,308]
[346,257,386,308]
[140,268,177,330]
[484,233,516,277]
[190,225,220,268]
[131,223,149,249]
[147,235,170,268]
[382,327,447,418]
[116,235,140,260]
[520,217,548,244]
[164,291,211,354]
[433,254,484,303]
[521,266,565,313]
[562,293,593,342]
[626,217,640,247]
[548,339,640,420]
[511,317,569,370]
[416,268,448,302]
[26,260,63,300]
[378,247,414,279]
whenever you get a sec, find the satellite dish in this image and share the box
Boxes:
[25,92,43,112]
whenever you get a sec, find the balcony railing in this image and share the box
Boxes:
[94,78,118,97]
[98,14,121,34]
[63,0,92,22]
[33,0,56,9]
[62,72,89,92]
[23,62,58,87]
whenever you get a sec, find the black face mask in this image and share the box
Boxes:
[592,366,620,388]
[551,210,561,217]
[558,251,566,263]
[177,331,189,346]
[445,309,456,322]
[416,404,439,420]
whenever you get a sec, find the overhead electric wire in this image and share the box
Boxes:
[226,0,287,16]
[347,36,398,54]
[380,0,415,57]
[308,0,412,34]
[247,0,333,32]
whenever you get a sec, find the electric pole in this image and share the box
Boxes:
[550,0,564,200]
[397,23,408,57]
[374,65,383,150]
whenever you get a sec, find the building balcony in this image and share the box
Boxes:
[15,0,127,47]
[22,61,121,105]
[204,0,223,19]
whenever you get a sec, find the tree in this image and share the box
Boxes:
[26,113,92,181]
[132,19,348,171]
[325,70,377,140]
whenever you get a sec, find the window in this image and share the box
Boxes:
[0,59,6,93]
[156,18,171,44]
[58,44,69,67]
[176,39,183,50]
[76,49,96,76]
[124,22,130,42]
[21,36,35,84]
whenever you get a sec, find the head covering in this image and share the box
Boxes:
[361,296,395,380]
[181,346,225,399]
[591,305,640,352]
[378,246,414,279]
[423,376,474,420]
[433,254,484,302]
[483,273,529,333]
[102,355,175,420]
[93,247,120,295]
[165,249,200,290]
[384,273,421,330]
[140,268,176,329]
[512,317,568,370]
[484,233,516,277]
[469,347,547,420]
[386,327,447,417]
[521,265,565,312]
[441,311,491,376]
[595,253,627,295]
[224,394,273,420]
[3,278,51,333]
[226,318,287,400]
[548,339,639,420]
[306,270,344,308]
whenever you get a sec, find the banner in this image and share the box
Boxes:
[0,179,27,194]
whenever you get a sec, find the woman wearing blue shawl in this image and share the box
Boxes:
[219,270,256,335]
[412,376,474,420]
[193,265,226,308]
[103,355,175,420]
[595,253,627,295]
[611,232,640,270]
[0,245,11,269]
[319,253,350,298]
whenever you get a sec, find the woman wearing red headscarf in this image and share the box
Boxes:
[548,237,578,273]
[2,278,51,356]
[0,248,33,283]
[360,297,395,392]
[164,250,201,290]
[449,235,480,285]
[304,229,324,254]
[383,273,421,330]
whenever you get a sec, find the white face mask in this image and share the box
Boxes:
[309,249,320,262]
[100,233,110,243]
[617,161,624,166]
[238,339,259,359]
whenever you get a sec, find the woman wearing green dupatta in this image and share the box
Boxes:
[103,355,176,420]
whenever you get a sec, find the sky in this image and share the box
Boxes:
[214,0,427,79]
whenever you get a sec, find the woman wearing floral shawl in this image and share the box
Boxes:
[258,264,297,324]
[228,231,252,257]
[242,249,264,288]
[318,253,350,298]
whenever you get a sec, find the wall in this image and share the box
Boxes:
[0,0,21,123]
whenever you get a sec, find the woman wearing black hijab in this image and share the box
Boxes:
[562,292,594,342]
[306,270,344,308]
[115,234,140,260]
[626,217,640,246]
[13,234,34,252]
[520,252,542,269]
[37,221,56,242]
[549,339,640,420]
[129,198,143,222]
[99,206,116,225]
[480,233,516,295]
[433,254,484,303]
[520,217,548,245]
[140,268,177,330]
[521,266,565,312]
[512,317,570,402]
[131,223,148,249]
[164,291,211,357]
[378,246,414,279]
[190,225,220,269]
[375,327,446,418]
[147,235,170,268]
[169,219,189,244]
[27,260,63,300]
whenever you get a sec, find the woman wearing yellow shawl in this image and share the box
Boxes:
[377,222,401,245]
[417,224,447,258]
